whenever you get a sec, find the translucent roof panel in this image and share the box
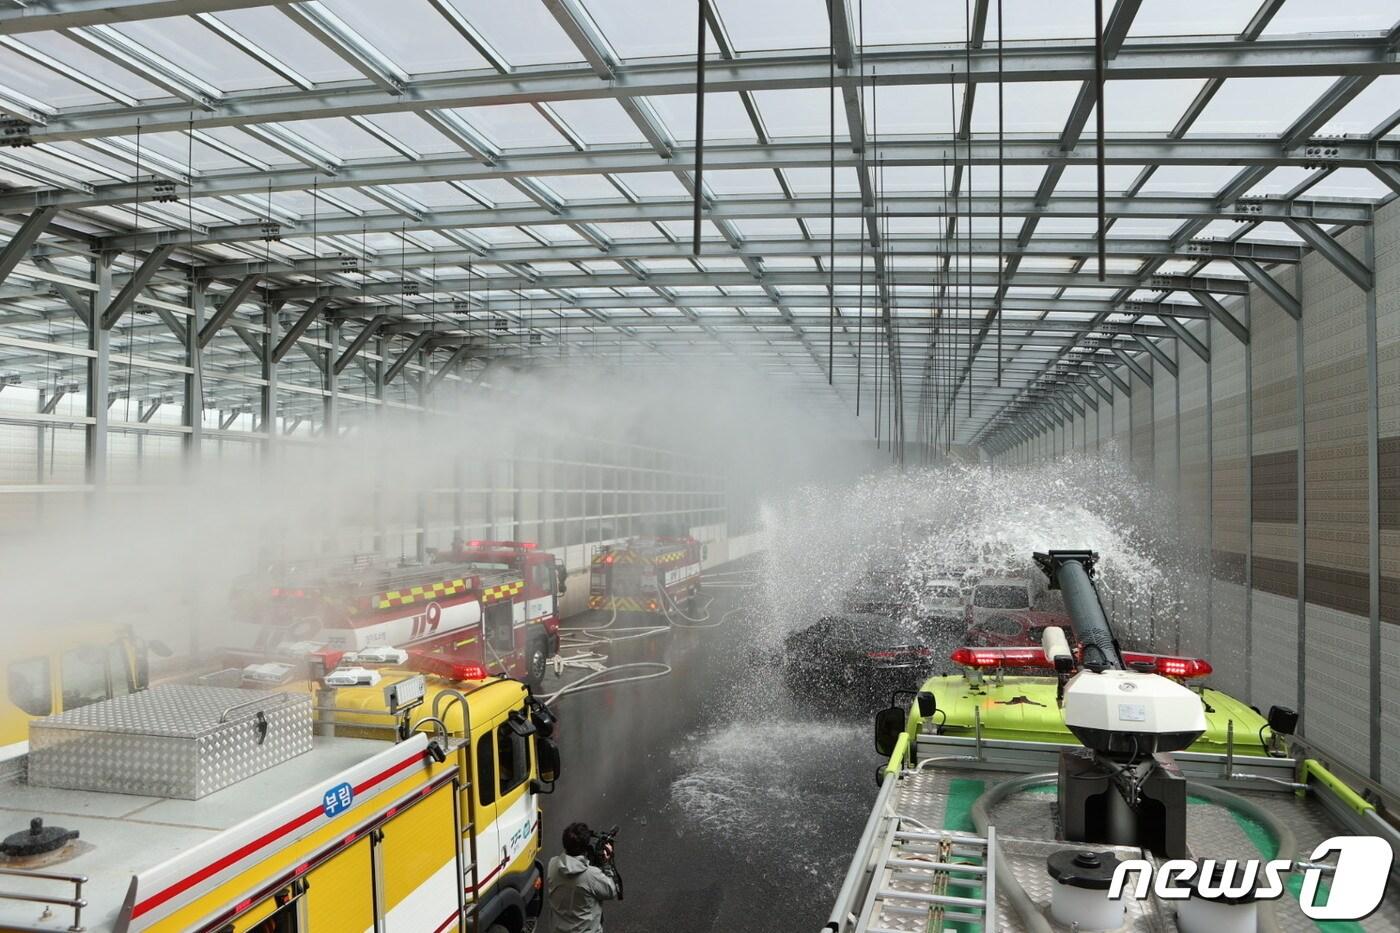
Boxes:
[1189,76,1341,135]
[446,0,584,66]
[543,99,649,146]
[216,8,364,83]
[648,93,758,143]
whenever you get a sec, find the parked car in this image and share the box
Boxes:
[964,610,1074,648]
[782,613,939,704]
[967,577,1037,629]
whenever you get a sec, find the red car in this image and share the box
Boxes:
[963,610,1074,648]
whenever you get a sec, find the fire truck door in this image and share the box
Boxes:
[303,835,374,933]
[470,722,501,908]
[483,601,514,660]
[378,782,460,931]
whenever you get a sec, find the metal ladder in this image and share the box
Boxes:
[852,821,999,933]
[433,689,483,933]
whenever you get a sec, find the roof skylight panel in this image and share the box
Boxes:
[1188,75,1340,134]
[316,0,490,74]
[453,104,571,150]
[1261,0,1399,34]
[17,31,169,100]
[1126,0,1259,37]
[111,16,292,93]
[647,92,757,143]
[749,87,848,141]
[583,0,708,58]
[1135,164,1244,194]
[0,40,122,107]
[1053,163,1145,193]
[214,7,363,83]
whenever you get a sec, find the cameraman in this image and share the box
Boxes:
[545,822,619,933]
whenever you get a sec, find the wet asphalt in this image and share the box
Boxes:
[538,560,879,933]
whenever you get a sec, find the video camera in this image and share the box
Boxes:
[584,825,618,867]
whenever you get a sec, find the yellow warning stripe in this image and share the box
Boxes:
[481,579,525,603]
[375,578,466,610]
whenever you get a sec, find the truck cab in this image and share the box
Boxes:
[0,624,160,762]
[0,655,559,933]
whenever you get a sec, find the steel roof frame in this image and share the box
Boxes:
[0,0,1396,457]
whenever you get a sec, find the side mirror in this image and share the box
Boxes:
[536,736,561,784]
[874,705,905,757]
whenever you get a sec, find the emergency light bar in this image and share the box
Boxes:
[407,651,490,683]
[949,646,1213,679]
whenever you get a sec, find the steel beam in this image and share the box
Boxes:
[270,297,333,364]
[100,244,174,329]
[16,32,1400,144]
[1160,316,1209,363]
[1284,218,1373,292]
[7,135,1400,215]
[197,274,261,348]
[1096,360,1132,395]
[383,333,431,385]
[1233,257,1301,320]
[334,314,387,375]
[98,192,1373,253]
[0,206,59,286]
[0,0,282,34]
[425,345,471,392]
[1191,289,1249,345]
[1133,335,1177,377]
[1108,350,1153,386]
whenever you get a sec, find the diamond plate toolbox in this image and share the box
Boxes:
[27,684,313,799]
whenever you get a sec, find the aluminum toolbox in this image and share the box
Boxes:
[26,684,312,799]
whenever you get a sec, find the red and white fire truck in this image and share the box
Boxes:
[588,535,703,618]
[234,540,565,687]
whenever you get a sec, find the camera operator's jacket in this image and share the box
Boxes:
[546,853,619,933]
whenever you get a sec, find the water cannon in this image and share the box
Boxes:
[1034,550,1206,857]
[1033,550,1122,671]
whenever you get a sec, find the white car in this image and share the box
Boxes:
[918,579,966,623]
[968,577,1036,628]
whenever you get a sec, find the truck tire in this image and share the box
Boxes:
[525,637,548,689]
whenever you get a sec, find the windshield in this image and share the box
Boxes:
[975,585,1030,610]
[926,585,961,599]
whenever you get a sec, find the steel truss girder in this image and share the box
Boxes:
[0,206,59,286]
[100,244,174,329]
[15,30,1399,144]
[1189,289,1249,345]
[96,191,1373,253]
[1160,316,1209,363]
[5,135,1399,215]
[265,269,1249,301]
[189,234,1302,283]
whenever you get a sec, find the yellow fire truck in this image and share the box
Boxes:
[0,652,559,933]
[0,624,165,764]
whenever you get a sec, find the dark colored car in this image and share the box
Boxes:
[782,613,941,703]
[963,610,1074,648]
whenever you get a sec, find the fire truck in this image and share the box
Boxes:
[0,649,560,933]
[235,541,565,688]
[588,535,703,618]
[0,624,168,763]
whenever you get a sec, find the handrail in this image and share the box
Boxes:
[0,867,87,932]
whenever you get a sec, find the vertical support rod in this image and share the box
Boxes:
[1093,0,1106,279]
[1364,225,1381,780]
[1205,318,1214,662]
[1242,291,1254,703]
[1294,262,1307,716]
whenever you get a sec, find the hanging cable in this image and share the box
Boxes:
[996,0,1004,387]
[1094,0,1107,280]
[827,0,835,385]
[964,0,973,421]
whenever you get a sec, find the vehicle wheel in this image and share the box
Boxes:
[525,638,548,688]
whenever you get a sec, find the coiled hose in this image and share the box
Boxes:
[970,772,1296,933]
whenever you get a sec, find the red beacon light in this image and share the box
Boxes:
[1121,651,1213,679]
[950,646,1053,669]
